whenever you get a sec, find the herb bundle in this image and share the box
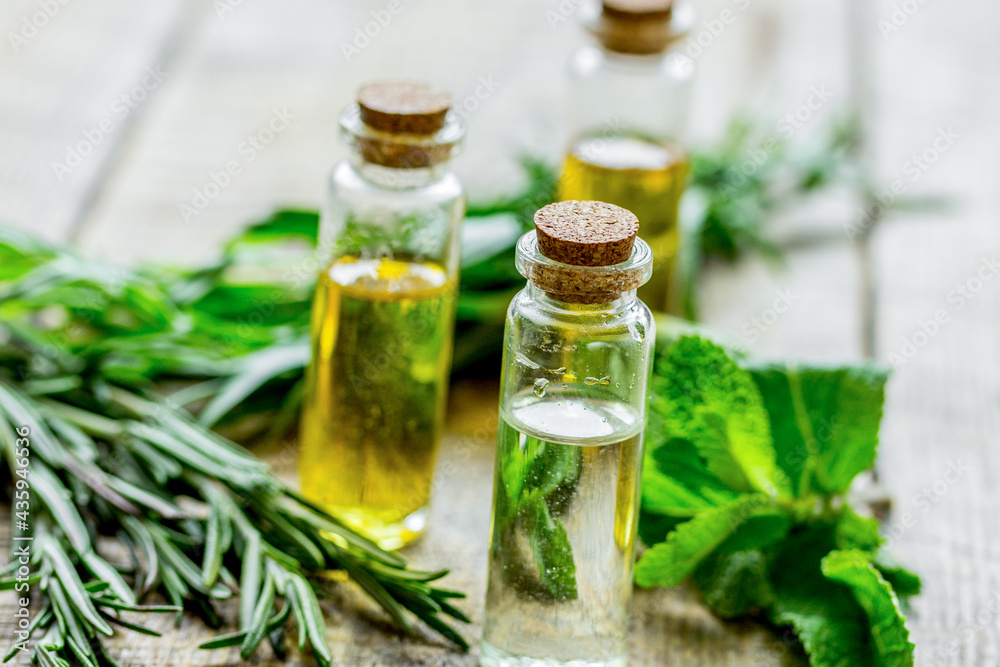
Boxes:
[637,335,920,666]
[0,228,469,665]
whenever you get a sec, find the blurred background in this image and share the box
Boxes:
[1,0,998,664]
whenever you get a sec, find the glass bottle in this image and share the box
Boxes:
[481,201,656,667]
[298,81,465,550]
[559,0,696,313]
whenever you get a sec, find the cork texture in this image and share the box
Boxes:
[597,0,675,54]
[357,81,452,135]
[356,137,455,169]
[534,201,638,267]
[527,201,646,303]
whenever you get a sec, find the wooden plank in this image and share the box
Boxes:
[865,0,1000,662]
[0,0,191,242]
[0,0,885,665]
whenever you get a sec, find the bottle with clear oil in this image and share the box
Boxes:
[560,0,696,313]
[299,81,465,550]
[482,201,656,667]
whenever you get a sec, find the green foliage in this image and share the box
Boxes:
[0,232,470,665]
[637,336,919,667]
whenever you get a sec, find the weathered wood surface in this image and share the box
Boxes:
[1,0,997,664]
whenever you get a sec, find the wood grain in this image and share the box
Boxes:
[3,0,997,664]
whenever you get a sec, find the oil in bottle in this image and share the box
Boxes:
[560,135,689,312]
[299,256,455,548]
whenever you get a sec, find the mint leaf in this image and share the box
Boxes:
[635,494,771,588]
[642,438,741,516]
[746,365,812,492]
[715,511,791,554]
[637,511,684,548]
[873,551,922,601]
[693,550,772,619]
[652,337,790,498]
[749,364,888,495]
[835,507,884,552]
[770,527,876,667]
[821,550,915,667]
[529,500,577,601]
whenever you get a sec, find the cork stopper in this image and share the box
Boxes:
[345,81,462,169]
[519,201,650,304]
[357,81,452,135]
[594,0,678,54]
[535,201,638,267]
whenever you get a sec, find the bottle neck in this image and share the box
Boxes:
[347,152,453,190]
[526,282,636,314]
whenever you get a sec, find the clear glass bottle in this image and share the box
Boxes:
[559,0,696,313]
[298,82,465,550]
[481,201,656,667]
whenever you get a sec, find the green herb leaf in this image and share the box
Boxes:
[642,437,742,516]
[748,364,888,495]
[528,500,578,601]
[635,494,771,588]
[769,528,876,667]
[693,549,772,619]
[650,337,790,497]
[821,550,915,666]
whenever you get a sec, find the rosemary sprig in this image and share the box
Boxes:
[0,378,469,665]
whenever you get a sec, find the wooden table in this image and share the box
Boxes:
[1,0,997,664]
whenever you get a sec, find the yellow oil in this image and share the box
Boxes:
[298,256,456,549]
[559,135,690,313]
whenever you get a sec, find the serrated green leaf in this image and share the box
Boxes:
[693,549,772,619]
[835,507,884,552]
[872,551,921,600]
[641,438,741,516]
[651,337,790,498]
[714,511,791,554]
[769,527,876,667]
[635,494,771,588]
[749,364,888,495]
[822,550,915,667]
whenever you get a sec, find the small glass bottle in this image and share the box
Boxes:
[481,201,656,667]
[559,0,696,313]
[299,81,465,550]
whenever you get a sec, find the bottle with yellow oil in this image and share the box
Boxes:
[560,0,697,312]
[299,81,465,549]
